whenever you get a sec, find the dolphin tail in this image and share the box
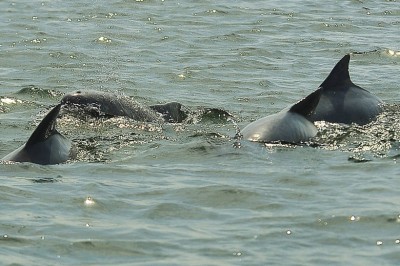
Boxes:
[319,54,352,90]
[289,88,322,117]
[26,104,61,146]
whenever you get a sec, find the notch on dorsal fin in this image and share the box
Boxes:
[319,54,352,90]
[289,88,322,117]
[26,104,61,146]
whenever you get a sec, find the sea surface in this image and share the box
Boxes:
[1,0,400,265]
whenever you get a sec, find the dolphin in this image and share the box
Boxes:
[61,90,190,123]
[61,90,231,124]
[149,102,188,123]
[61,90,163,122]
[2,104,75,165]
[240,89,321,143]
[308,54,383,125]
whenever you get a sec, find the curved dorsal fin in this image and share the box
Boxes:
[26,104,61,146]
[289,88,322,117]
[319,54,352,90]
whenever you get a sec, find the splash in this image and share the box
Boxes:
[312,103,400,161]
[57,105,239,163]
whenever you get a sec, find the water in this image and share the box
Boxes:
[1,0,400,265]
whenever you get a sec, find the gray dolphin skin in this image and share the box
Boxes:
[61,90,163,122]
[241,89,321,143]
[61,90,190,123]
[61,90,230,124]
[2,104,74,165]
[308,54,383,125]
[149,102,188,123]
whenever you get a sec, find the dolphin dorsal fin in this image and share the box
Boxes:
[289,88,322,117]
[26,104,61,146]
[319,54,352,90]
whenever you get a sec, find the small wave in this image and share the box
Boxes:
[385,49,400,57]
[351,48,400,58]
[16,85,63,98]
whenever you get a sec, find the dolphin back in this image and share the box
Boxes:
[149,102,188,123]
[241,112,318,143]
[308,54,383,125]
[61,91,162,122]
[241,89,321,143]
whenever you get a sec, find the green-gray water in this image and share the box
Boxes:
[1,1,400,265]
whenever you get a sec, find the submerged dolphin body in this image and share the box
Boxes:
[308,54,383,125]
[61,90,189,123]
[61,90,163,122]
[2,104,74,165]
[241,89,321,143]
[61,90,230,124]
[149,102,188,123]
